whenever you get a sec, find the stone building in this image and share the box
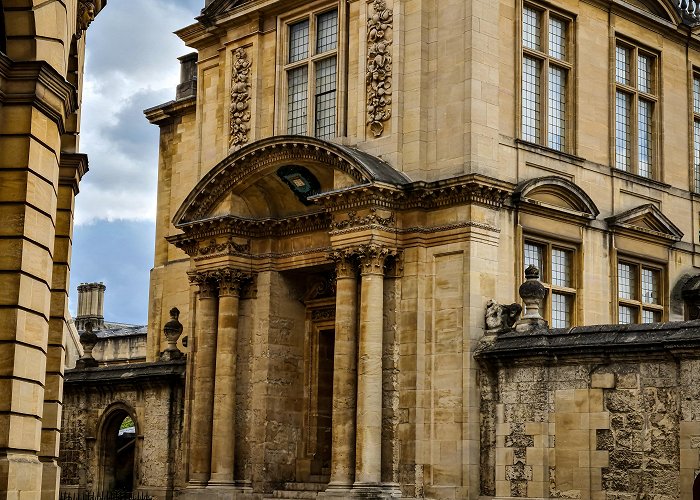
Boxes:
[58,0,700,499]
[0,1,106,498]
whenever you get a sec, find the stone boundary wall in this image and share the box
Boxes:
[59,362,186,498]
[476,320,700,499]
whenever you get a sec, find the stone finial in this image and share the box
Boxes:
[76,321,99,368]
[485,299,522,333]
[515,265,548,333]
[161,307,184,361]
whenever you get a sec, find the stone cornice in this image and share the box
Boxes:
[144,96,196,125]
[65,359,186,386]
[0,57,78,135]
[310,174,513,211]
[59,153,89,193]
[474,319,700,364]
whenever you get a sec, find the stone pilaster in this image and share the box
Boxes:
[187,272,219,485]
[327,250,359,490]
[354,244,392,487]
[210,268,249,485]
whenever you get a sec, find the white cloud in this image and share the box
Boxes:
[75,0,201,225]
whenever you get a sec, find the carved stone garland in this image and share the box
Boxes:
[366,0,393,137]
[230,47,252,150]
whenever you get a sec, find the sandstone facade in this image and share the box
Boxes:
[0,1,106,498]
[57,0,700,499]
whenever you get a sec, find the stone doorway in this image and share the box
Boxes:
[299,303,336,485]
[98,407,137,492]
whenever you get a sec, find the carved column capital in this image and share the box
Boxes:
[356,243,395,275]
[330,249,359,280]
[188,271,219,299]
[214,268,251,297]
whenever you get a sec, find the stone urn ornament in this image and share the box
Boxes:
[76,321,99,368]
[515,265,548,333]
[161,307,184,361]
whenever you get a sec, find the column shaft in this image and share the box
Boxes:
[355,247,388,486]
[210,273,242,484]
[188,280,218,485]
[328,255,358,488]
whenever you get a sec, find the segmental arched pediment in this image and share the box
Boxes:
[620,0,679,22]
[173,135,410,226]
[513,176,600,220]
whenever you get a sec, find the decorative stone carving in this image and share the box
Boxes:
[330,248,359,279]
[303,275,336,301]
[485,299,522,333]
[230,48,252,150]
[197,237,250,256]
[311,307,336,322]
[331,208,395,231]
[76,321,98,368]
[161,308,184,361]
[366,0,393,137]
[188,272,218,298]
[515,265,548,333]
[76,0,96,35]
[356,243,395,275]
[214,267,251,296]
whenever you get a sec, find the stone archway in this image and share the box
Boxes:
[97,404,139,492]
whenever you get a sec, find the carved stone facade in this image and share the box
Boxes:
[56,0,700,499]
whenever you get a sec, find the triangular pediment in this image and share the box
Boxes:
[619,0,678,22]
[513,176,599,220]
[606,204,683,242]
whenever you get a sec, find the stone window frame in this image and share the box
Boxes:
[518,1,575,153]
[691,68,700,194]
[611,36,660,180]
[522,235,579,328]
[276,1,346,140]
[615,255,665,324]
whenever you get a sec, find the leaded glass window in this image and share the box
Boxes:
[614,41,657,178]
[617,260,663,324]
[693,74,700,193]
[523,239,577,328]
[284,8,339,139]
[521,5,571,152]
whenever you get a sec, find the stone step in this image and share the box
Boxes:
[283,482,327,492]
[272,491,319,499]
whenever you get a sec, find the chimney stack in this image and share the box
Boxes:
[176,52,197,100]
[76,282,106,331]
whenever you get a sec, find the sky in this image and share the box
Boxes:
[69,0,202,324]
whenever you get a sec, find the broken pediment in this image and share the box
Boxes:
[513,176,600,221]
[606,204,683,242]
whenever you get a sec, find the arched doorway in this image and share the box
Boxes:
[98,405,138,492]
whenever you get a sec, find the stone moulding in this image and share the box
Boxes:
[331,208,396,230]
[229,47,252,150]
[366,0,393,137]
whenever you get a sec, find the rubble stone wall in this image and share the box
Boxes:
[480,357,700,500]
[59,364,185,498]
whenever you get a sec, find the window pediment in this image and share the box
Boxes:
[513,176,600,221]
[606,204,683,242]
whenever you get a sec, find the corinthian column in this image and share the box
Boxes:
[188,272,219,485]
[354,244,391,487]
[210,268,248,485]
[327,250,358,490]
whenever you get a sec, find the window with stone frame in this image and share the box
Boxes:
[520,3,572,152]
[616,259,664,324]
[523,238,577,328]
[283,7,339,140]
[693,71,700,193]
[614,40,658,178]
